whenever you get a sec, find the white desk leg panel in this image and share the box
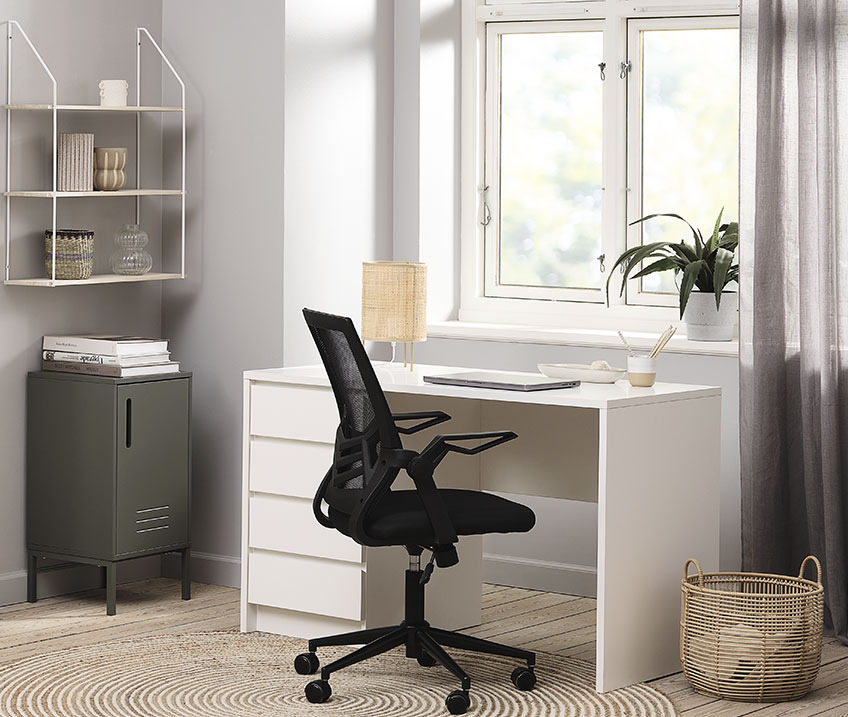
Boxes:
[596,395,721,692]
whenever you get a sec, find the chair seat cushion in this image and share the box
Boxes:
[329,489,535,545]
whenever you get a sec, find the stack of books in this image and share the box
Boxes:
[42,335,180,377]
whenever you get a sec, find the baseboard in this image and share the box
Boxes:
[0,556,161,608]
[482,553,597,598]
[161,551,241,589]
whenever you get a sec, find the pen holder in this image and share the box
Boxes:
[627,354,657,387]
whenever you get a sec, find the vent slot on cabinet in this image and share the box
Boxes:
[135,505,170,533]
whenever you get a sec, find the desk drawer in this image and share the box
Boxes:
[249,493,362,563]
[249,437,333,499]
[248,549,363,621]
[250,383,337,442]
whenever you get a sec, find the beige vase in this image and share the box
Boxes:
[94,147,128,191]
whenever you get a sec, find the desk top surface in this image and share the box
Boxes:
[245,363,720,410]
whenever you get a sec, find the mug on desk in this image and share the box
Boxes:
[627,354,657,387]
[99,79,128,107]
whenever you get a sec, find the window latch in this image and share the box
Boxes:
[620,60,632,79]
[597,253,606,273]
[598,62,606,81]
[480,185,492,227]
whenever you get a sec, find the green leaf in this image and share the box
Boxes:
[631,257,681,280]
[679,260,706,319]
[605,242,674,303]
[708,208,724,252]
[668,242,698,263]
[712,247,734,308]
[629,212,701,245]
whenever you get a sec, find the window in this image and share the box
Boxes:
[461,1,740,329]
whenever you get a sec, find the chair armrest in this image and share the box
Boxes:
[392,411,451,435]
[312,468,335,529]
[417,430,518,468]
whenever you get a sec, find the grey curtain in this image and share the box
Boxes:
[740,0,848,642]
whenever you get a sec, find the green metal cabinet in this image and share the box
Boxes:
[26,370,192,615]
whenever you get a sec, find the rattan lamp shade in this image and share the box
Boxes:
[361,262,427,343]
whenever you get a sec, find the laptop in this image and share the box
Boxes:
[423,371,580,392]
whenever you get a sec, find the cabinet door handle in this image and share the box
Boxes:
[126,398,132,448]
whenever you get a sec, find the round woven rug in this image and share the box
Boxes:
[0,632,678,716]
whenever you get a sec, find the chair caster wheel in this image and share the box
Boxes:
[511,666,536,691]
[417,651,437,667]
[294,652,319,675]
[445,689,470,714]
[305,679,332,703]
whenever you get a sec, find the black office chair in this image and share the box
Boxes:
[294,309,537,715]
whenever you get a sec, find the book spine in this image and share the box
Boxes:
[42,350,120,365]
[43,338,118,353]
[42,360,122,377]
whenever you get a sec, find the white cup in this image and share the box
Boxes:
[99,79,128,107]
[627,354,657,387]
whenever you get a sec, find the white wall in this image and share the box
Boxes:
[0,0,165,606]
[283,0,395,366]
[160,1,285,585]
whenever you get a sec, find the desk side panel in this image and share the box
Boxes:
[596,395,721,692]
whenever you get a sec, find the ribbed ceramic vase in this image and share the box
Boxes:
[94,147,127,191]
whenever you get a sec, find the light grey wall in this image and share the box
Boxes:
[0,0,165,605]
[160,1,285,582]
[160,0,394,580]
[282,0,395,366]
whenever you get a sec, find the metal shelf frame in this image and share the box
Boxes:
[2,21,186,286]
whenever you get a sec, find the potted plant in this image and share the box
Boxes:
[606,210,739,341]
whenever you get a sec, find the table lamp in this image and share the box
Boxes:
[361,261,427,370]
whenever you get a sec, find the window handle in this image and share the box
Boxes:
[620,60,632,79]
[598,62,606,81]
[480,185,492,227]
[597,254,606,273]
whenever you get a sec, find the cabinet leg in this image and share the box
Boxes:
[181,549,191,601]
[105,564,117,616]
[27,554,37,603]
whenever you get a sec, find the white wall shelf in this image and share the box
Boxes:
[5,190,183,198]
[5,104,183,112]
[3,21,187,286]
[5,272,184,287]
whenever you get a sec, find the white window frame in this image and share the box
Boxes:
[459,0,740,332]
[625,15,740,308]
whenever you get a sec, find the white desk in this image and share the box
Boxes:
[241,363,721,692]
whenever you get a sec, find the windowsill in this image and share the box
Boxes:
[427,320,739,358]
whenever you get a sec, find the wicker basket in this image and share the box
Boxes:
[680,556,823,702]
[44,229,94,280]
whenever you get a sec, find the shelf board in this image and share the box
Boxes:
[5,104,183,112]
[5,272,184,287]
[4,189,183,198]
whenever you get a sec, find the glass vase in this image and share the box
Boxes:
[110,223,153,275]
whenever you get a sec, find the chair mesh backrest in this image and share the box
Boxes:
[305,310,400,493]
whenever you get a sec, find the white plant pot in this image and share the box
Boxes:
[682,291,738,341]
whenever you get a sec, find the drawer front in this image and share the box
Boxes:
[249,493,362,563]
[248,549,363,621]
[250,437,333,499]
[250,383,337,441]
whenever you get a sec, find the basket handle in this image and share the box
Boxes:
[683,558,704,586]
[799,555,822,586]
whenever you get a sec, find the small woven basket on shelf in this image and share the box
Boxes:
[44,229,94,280]
[680,556,823,702]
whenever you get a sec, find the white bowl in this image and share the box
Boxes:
[538,362,626,384]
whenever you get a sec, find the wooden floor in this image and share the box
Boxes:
[1,578,846,715]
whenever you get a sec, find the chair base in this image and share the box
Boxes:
[296,567,536,714]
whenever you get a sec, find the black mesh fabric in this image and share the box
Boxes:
[310,323,382,491]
